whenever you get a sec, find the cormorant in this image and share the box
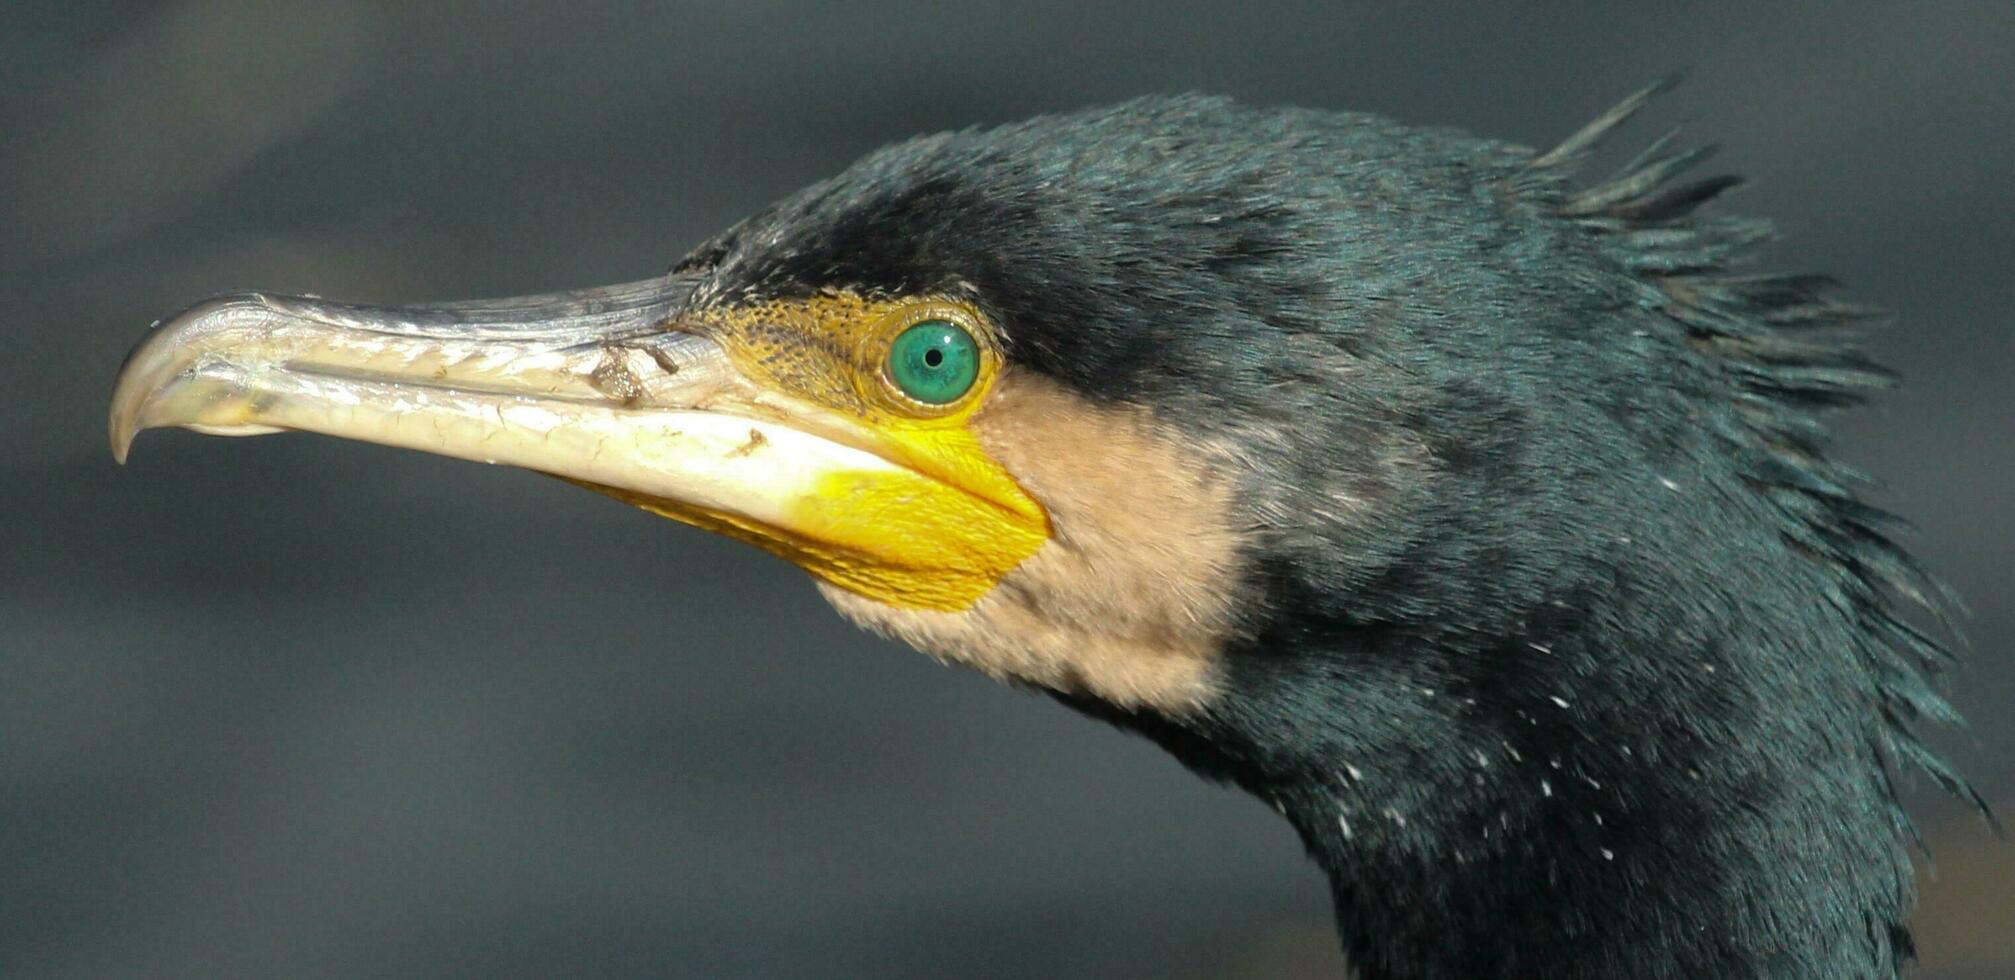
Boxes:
[109,84,1985,979]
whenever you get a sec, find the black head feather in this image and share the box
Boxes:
[678,86,1981,979]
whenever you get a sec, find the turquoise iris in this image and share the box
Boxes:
[886,320,979,405]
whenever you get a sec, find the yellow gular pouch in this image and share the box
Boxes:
[600,292,1051,612]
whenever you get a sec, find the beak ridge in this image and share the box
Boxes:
[109,276,701,463]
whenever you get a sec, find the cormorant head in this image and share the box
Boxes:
[115,93,1452,716]
[110,87,1977,978]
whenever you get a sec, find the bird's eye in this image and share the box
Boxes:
[885,319,980,406]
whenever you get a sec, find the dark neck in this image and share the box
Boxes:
[1271,760,1912,980]
[1068,601,1919,979]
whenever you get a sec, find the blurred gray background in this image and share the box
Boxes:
[4,2,2010,977]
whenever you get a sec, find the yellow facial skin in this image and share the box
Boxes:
[107,281,1050,612]
[610,293,1051,610]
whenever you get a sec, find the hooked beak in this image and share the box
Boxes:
[108,274,1047,610]
[114,276,693,458]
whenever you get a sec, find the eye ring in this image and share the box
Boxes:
[865,303,993,415]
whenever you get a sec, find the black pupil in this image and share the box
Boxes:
[923,347,944,367]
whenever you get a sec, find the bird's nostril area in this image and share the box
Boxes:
[588,348,648,406]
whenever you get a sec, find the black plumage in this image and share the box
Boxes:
[678,85,1983,978]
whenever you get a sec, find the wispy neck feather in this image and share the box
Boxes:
[1241,618,1920,980]
[1077,592,1924,979]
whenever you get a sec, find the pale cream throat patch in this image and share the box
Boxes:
[819,371,1249,716]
